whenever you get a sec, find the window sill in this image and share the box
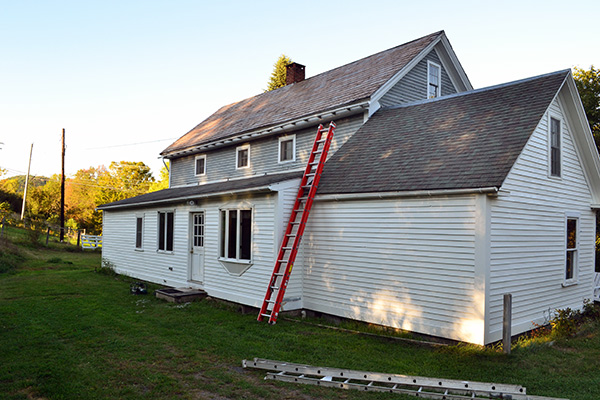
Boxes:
[562,280,578,288]
[157,250,174,255]
[218,258,253,276]
[135,248,144,252]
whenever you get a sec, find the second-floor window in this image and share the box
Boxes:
[427,61,441,99]
[195,155,206,176]
[550,117,561,177]
[279,135,296,163]
[236,145,250,169]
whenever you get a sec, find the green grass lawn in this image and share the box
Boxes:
[1,229,599,399]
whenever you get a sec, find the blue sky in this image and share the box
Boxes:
[0,0,598,179]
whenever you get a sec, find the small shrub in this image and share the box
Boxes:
[96,258,118,277]
[550,307,581,337]
[0,238,24,273]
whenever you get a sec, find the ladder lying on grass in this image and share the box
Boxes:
[257,122,336,324]
[243,358,569,400]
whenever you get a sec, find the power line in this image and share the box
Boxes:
[86,137,177,150]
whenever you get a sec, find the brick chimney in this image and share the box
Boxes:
[286,62,305,85]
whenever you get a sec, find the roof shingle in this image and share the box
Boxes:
[161,31,444,156]
[317,70,569,195]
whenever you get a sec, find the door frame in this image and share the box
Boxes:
[188,210,206,284]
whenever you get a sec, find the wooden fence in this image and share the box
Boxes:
[81,234,102,250]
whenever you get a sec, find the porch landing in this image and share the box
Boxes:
[155,288,207,303]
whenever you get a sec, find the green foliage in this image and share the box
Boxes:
[265,54,292,92]
[149,161,170,192]
[573,66,600,150]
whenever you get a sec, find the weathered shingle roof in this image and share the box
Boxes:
[161,31,444,156]
[98,171,303,210]
[317,70,569,195]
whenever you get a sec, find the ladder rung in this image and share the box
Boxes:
[282,247,293,250]
[285,234,296,237]
[260,313,271,318]
[306,173,315,177]
[270,286,279,290]
[316,139,327,143]
[265,300,275,303]
[313,150,323,154]
[309,161,319,166]
[276,260,288,264]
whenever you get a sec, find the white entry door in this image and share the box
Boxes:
[190,212,205,283]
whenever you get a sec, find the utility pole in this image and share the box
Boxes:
[60,129,65,242]
[20,143,34,220]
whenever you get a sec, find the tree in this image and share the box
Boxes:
[149,161,170,192]
[265,54,292,92]
[95,161,154,206]
[573,66,600,150]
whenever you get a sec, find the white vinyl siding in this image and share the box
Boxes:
[102,186,303,310]
[168,115,363,187]
[488,98,595,342]
[380,50,457,106]
[303,195,482,344]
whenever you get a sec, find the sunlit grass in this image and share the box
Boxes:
[0,231,599,399]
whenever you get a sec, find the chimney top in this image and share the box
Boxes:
[286,62,305,85]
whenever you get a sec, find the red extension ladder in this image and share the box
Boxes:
[258,121,336,324]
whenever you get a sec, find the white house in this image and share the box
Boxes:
[98,31,600,345]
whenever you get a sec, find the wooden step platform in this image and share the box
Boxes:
[155,288,207,303]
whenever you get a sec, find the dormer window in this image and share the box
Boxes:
[195,155,206,176]
[427,61,441,98]
[278,135,296,163]
[550,117,561,177]
[236,145,250,169]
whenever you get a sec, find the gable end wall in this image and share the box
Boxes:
[379,49,457,107]
[488,97,595,342]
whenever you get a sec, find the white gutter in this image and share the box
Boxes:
[315,187,499,201]
[98,185,275,211]
[163,102,369,158]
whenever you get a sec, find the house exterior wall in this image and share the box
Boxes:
[379,49,457,107]
[302,195,486,344]
[487,97,596,343]
[102,187,304,310]
[169,115,364,188]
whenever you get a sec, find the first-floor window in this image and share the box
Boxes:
[220,209,252,260]
[565,217,578,282]
[135,216,143,249]
[158,211,174,252]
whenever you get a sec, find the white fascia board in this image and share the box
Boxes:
[437,35,473,91]
[370,32,473,108]
[163,102,369,158]
[315,187,499,202]
[370,35,442,106]
[98,186,276,211]
[560,74,600,204]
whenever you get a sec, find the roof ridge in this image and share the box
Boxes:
[382,69,571,111]
[211,31,446,109]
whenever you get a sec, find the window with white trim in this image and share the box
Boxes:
[158,211,174,252]
[427,61,441,99]
[565,217,578,283]
[278,135,296,163]
[550,117,561,177]
[236,145,250,169]
[219,208,252,261]
[135,216,143,249]
[195,155,206,176]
